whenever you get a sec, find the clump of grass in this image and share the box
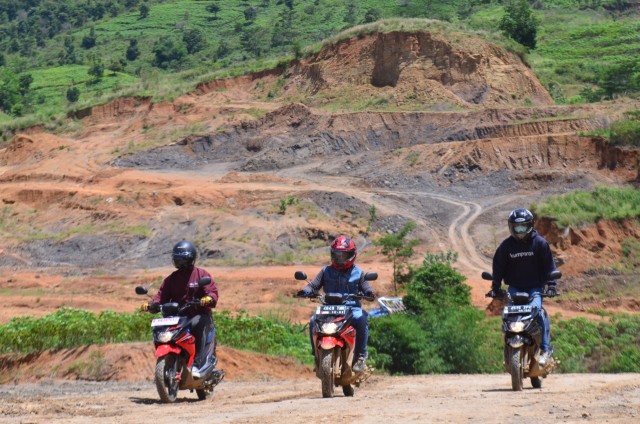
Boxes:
[532,185,640,228]
[610,111,640,147]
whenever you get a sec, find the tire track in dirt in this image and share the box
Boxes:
[1,374,638,423]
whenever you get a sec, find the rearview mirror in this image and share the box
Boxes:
[294,271,307,280]
[549,270,562,280]
[364,272,378,281]
[135,286,148,295]
[481,272,493,281]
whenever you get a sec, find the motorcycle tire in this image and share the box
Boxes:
[342,384,354,397]
[319,349,335,398]
[531,376,542,389]
[509,348,524,392]
[155,354,180,403]
[196,388,212,400]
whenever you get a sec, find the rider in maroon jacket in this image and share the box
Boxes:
[143,240,219,378]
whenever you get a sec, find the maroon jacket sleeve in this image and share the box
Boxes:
[202,270,219,307]
[152,276,170,305]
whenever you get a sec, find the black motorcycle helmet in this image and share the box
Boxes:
[507,208,534,241]
[172,240,197,269]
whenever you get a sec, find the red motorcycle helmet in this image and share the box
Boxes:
[330,236,357,270]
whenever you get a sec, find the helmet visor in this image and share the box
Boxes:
[331,250,354,266]
[512,225,530,234]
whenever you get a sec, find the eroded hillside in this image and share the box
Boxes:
[0,30,638,326]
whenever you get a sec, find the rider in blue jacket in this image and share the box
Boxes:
[487,208,558,366]
[297,236,375,373]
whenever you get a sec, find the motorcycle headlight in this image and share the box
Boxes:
[509,321,525,333]
[320,323,339,334]
[157,330,176,343]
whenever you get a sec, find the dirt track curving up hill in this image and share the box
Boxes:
[1,30,640,421]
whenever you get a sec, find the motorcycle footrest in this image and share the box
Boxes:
[210,369,225,385]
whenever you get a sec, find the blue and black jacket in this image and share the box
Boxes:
[492,230,557,290]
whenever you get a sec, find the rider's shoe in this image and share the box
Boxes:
[538,350,551,366]
[192,366,202,379]
[352,356,366,373]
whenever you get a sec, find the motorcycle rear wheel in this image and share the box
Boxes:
[319,349,335,398]
[509,348,524,392]
[196,388,212,400]
[155,354,180,403]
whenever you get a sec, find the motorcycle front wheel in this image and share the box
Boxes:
[319,349,335,398]
[155,354,180,403]
[342,384,354,397]
[531,376,542,389]
[509,348,524,391]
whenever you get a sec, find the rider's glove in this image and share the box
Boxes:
[296,288,312,298]
[363,290,375,299]
[545,284,558,297]
[141,302,159,313]
[486,285,505,298]
[200,296,214,306]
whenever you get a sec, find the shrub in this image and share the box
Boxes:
[369,313,446,374]
[609,118,640,147]
[403,261,470,311]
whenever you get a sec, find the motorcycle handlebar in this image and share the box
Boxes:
[143,299,204,314]
[295,292,374,302]
[485,291,559,299]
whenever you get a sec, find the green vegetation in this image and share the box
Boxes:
[3,271,640,373]
[498,0,539,49]
[214,310,309,361]
[609,111,640,148]
[2,1,640,129]
[0,308,151,353]
[278,195,299,215]
[0,307,309,363]
[373,221,419,293]
[553,314,640,373]
[369,257,504,374]
[369,255,640,374]
[532,185,640,228]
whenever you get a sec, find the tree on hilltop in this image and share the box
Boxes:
[499,0,539,49]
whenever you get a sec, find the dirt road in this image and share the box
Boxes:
[1,373,638,423]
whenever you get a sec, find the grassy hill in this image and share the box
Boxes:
[1,0,639,132]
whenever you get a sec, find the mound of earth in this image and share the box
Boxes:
[284,30,553,108]
[0,343,312,384]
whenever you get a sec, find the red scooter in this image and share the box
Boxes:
[136,276,224,403]
[295,270,376,398]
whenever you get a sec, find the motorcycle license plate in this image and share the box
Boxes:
[504,305,533,314]
[151,317,180,327]
[316,305,348,315]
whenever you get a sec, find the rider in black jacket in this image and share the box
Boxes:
[487,208,558,366]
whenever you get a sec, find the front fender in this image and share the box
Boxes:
[507,335,525,348]
[155,344,181,358]
[319,336,344,350]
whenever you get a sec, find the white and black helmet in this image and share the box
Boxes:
[507,208,534,241]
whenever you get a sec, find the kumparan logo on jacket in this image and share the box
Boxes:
[510,252,534,258]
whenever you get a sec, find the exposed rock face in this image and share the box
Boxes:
[286,31,554,107]
[536,216,640,276]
